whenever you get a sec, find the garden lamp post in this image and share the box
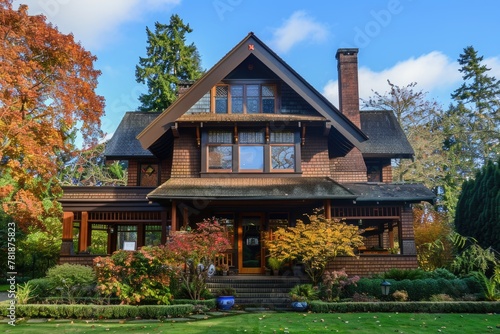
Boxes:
[380,280,391,296]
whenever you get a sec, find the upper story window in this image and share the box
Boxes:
[203,128,299,174]
[213,84,276,114]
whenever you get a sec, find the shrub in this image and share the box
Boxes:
[28,278,55,298]
[264,211,364,284]
[289,284,318,302]
[45,263,96,303]
[427,268,457,280]
[351,292,379,302]
[308,301,500,313]
[319,269,360,301]
[0,304,195,319]
[429,294,454,301]
[345,277,483,301]
[94,246,172,305]
[392,290,408,302]
[166,218,231,300]
[383,268,427,280]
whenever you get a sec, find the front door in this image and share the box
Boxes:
[238,214,264,274]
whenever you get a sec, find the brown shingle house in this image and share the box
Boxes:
[59,33,435,277]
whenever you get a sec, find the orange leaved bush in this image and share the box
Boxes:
[0,0,105,230]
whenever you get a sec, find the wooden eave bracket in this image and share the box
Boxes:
[171,123,180,138]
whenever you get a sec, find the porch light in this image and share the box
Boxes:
[380,280,391,296]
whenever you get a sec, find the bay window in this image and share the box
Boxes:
[204,129,299,173]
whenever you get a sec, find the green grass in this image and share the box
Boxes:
[2,312,499,333]
[0,285,9,292]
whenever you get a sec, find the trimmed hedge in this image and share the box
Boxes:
[171,299,216,309]
[309,301,500,313]
[344,277,482,300]
[0,304,194,319]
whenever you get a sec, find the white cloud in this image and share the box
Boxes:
[323,51,461,108]
[12,0,181,50]
[269,11,328,54]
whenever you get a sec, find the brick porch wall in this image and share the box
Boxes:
[327,255,418,277]
[59,255,96,267]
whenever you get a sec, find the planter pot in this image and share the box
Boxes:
[291,301,308,311]
[273,269,279,276]
[216,296,235,310]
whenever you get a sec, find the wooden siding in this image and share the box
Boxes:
[301,132,330,177]
[329,149,368,182]
[171,128,200,177]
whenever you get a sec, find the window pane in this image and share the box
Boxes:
[246,85,259,96]
[246,97,259,113]
[209,146,233,170]
[208,131,232,144]
[215,86,228,114]
[215,99,227,113]
[262,85,275,97]
[239,146,264,170]
[232,97,243,113]
[262,98,275,113]
[270,131,295,143]
[231,85,243,96]
[271,146,295,170]
[240,131,264,144]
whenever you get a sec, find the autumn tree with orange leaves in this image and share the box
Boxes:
[0,0,105,231]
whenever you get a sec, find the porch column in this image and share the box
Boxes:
[161,210,168,244]
[324,200,332,219]
[400,204,416,255]
[79,211,89,252]
[171,201,178,232]
[388,223,395,249]
[61,212,74,255]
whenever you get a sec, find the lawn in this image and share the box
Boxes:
[2,312,499,333]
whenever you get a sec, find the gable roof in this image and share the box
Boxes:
[359,110,414,158]
[105,112,160,159]
[137,32,367,151]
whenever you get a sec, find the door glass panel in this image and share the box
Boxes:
[242,217,261,268]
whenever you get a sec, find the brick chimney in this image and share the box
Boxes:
[336,48,360,128]
[330,48,367,183]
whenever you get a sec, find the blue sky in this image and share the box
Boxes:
[14,0,500,141]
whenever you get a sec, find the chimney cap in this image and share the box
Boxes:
[336,48,359,59]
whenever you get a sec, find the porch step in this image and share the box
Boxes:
[206,275,311,309]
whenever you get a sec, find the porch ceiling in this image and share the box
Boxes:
[147,177,356,200]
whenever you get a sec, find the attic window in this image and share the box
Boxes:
[212,84,276,114]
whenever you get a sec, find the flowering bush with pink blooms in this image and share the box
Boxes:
[320,269,360,301]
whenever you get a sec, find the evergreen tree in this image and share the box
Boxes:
[455,159,500,252]
[441,46,500,217]
[135,14,203,112]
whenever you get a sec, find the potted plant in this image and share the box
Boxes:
[221,263,229,276]
[214,287,236,310]
[267,257,282,276]
[289,284,317,311]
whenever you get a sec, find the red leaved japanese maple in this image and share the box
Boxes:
[0,0,105,230]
